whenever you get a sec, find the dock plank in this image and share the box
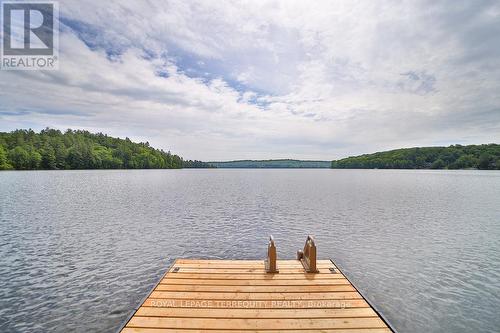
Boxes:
[168,267,334,274]
[160,277,350,285]
[173,263,334,269]
[155,284,356,292]
[120,259,393,332]
[127,317,387,330]
[142,298,371,308]
[149,291,363,300]
[164,272,345,280]
[174,259,334,265]
[135,307,378,318]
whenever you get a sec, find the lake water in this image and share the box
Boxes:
[0,169,499,332]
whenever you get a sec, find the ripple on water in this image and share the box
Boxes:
[0,169,499,333]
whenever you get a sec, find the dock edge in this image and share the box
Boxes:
[329,258,398,333]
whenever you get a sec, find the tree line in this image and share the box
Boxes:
[208,159,331,168]
[331,144,500,170]
[0,129,212,170]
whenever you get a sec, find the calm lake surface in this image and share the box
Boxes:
[0,169,499,332]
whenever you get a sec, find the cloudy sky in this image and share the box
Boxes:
[1,0,499,160]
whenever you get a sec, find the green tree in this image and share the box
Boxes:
[67,147,84,169]
[0,145,12,170]
[452,154,477,169]
[8,146,30,169]
[431,158,445,169]
[93,146,122,169]
[53,141,67,169]
[41,145,57,169]
[478,153,493,170]
[28,149,42,169]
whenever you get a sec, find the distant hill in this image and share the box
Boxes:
[208,159,331,168]
[0,128,212,170]
[331,144,500,170]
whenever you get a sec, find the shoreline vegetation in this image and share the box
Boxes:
[1,129,498,171]
[0,129,212,170]
[331,144,500,170]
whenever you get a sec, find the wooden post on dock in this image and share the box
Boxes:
[265,235,279,273]
[297,235,319,273]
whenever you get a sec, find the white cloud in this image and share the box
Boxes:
[0,0,499,160]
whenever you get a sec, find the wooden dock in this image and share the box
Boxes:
[119,258,394,332]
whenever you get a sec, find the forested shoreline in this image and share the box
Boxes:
[2,130,498,171]
[0,129,211,170]
[331,144,500,170]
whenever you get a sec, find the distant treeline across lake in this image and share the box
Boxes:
[208,160,331,168]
